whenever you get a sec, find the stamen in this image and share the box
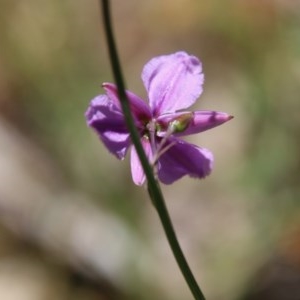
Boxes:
[146,120,157,155]
[151,140,176,167]
[155,125,175,156]
[151,123,177,167]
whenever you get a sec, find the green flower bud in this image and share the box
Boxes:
[168,112,193,133]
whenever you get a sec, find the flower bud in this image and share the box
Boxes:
[168,112,193,133]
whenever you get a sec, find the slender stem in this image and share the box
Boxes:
[148,186,206,300]
[101,0,156,190]
[101,1,206,299]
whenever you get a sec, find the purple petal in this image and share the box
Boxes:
[142,52,204,116]
[102,83,152,123]
[157,138,213,184]
[85,95,131,159]
[130,137,152,185]
[157,111,233,137]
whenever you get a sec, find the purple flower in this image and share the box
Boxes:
[86,52,232,185]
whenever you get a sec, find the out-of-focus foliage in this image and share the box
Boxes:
[0,1,300,300]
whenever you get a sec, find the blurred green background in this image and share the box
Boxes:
[0,1,300,299]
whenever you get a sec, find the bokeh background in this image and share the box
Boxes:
[0,1,300,299]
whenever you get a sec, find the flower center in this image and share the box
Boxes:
[141,112,194,168]
[142,119,161,160]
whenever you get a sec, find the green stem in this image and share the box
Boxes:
[101,1,206,299]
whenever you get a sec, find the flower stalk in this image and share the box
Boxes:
[100,1,206,299]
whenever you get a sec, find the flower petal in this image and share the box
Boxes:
[86,95,131,159]
[130,137,152,185]
[102,83,152,123]
[157,111,233,137]
[142,52,204,115]
[157,138,213,184]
